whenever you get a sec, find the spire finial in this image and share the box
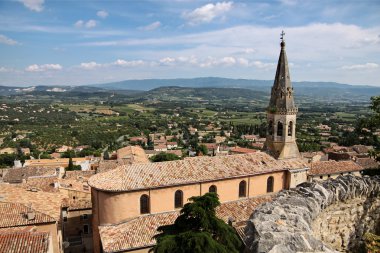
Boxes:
[280,30,286,48]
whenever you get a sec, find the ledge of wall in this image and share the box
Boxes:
[244,175,380,253]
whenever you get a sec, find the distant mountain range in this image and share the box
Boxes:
[1,77,379,102]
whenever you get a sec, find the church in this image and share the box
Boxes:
[88,34,318,253]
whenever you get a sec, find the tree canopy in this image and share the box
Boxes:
[151,192,242,253]
[150,152,180,162]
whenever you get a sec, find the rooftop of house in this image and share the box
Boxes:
[117,146,150,164]
[88,152,308,192]
[0,230,49,253]
[0,184,65,221]
[308,160,363,176]
[98,195,272,253]
[355,157,379,170]
[3,167,57,184]
[230,147,257,154]
[0,202,55,228]
[61,198,92,211]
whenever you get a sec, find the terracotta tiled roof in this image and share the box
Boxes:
[3,167,57,183]
[99,196,272,252]
[64,170,95,180]
[0,202,55,228]
[89,152,308,192]
[61,198,92,211]
[309,160,363,176]
[97,160,123,174]
[229,147,257,154]
[117,146,150,164]
[355,157,379,170]
[0,231,49,253]
[22,177,58,193]
[0,184,65,221]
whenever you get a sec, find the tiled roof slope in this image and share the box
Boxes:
[0,202,55,228]
[309,160,363,176]
[0,231,49,253]
[0,184,65,221]
[117,146,150,164]
[3,167,57,183]
[89,152,308,192]
[99,196,272,253]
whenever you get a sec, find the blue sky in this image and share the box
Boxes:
[0,0,380,86]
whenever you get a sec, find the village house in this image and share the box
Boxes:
[0,147,16,155]
[307,160,363,182]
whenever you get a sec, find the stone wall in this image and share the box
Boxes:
[244,175,380,253]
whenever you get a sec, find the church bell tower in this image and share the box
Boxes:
[264,31,300,159]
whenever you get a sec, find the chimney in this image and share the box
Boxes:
[26,204,35,221]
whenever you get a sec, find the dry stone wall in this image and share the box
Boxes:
[244,175,380,253]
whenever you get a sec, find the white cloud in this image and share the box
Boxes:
[97,10,109,19]
[112,59,145,67]
[80,61,102,70]
[140,21,161,31]
[19,0,44,12]
[341,63,379,70]
[74,20,84,28]
[25,64,62,72]
[74,20,97,29]
[0,34,20,45]
[85,20,97,28]
[0,67,13,73]
[159,57,176,65]
[252,61,276,69]
[182,1,233,25]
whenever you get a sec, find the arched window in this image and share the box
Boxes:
[174,190,183,208]
[140,194,150,214]
[267,176,274,193]
[268,120,273,135]
[239,180,247,198]
[209,185,217,193]
[288,121,293,136]
[277,122,283,136]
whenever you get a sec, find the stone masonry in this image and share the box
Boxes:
[244,175,380,253]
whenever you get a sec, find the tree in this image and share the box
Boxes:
[150,152,180,162]
[151,193,242,253]
[103,151,110,160]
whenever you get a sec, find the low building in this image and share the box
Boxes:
[229,146,257,155]
[308,160,363,182]
[0,184,66,253]
[0,147,16,155]
[166,142,178,150]
[88,152,309,253]
[116,146,150,164]
[61,199,93,253]
[23,158,90,169]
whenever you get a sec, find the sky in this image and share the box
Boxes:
[0,0,380,87]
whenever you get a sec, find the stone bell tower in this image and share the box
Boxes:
[264,31,300,159]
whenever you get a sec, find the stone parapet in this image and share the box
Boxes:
[244,175,380,253]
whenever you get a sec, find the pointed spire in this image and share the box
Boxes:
[267,31,297,113]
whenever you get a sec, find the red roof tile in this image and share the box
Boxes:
[0,231,49,253]
[89,152,308,192]
[99,196,272,252]
[309,160,363,176]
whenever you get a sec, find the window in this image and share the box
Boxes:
[80,214,88,220]
[277,122,283,136]
[209,185,217,193]
[174,190,183,208]
[268,120,273,135]
[319,176,323,179]
[140,194,150,214]
[83,224,89,234]
[288,121,293,136]
[267,176,274,193]
[239,180,247,198]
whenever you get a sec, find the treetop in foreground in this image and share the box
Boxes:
[151,192,242,253]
